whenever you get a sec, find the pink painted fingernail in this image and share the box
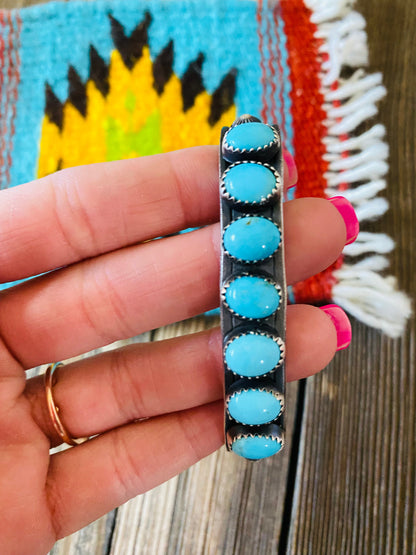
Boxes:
[328,196,359,245]
[283,148,298,188]
[320,304,352,351]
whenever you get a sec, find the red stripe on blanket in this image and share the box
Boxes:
[256,2,268,122]
[0,12,21,188]
[280,0,342,304]
[265,3,278,121]
[0,12,7,179]
[6,13,15,177]
[9,13,22,184]
[272,2,286,139]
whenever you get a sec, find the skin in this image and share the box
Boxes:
[0,145,347,555]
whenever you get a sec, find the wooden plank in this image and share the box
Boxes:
[0,1,297,551]
[49,513,116,555]
[7,0,414,553]
[288,0,416,553]
[109,317,298,554]
[25,335,152,555]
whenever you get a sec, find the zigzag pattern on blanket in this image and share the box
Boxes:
[38,12,237,176]
[0,0,411,336]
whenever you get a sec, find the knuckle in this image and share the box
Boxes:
[49,168,99,260]
[166,151,192,229]
[110,428,146,500]
[45,475,66,540]
[174,410,204,463]
[78,261,134,346]
[108,348,148,423]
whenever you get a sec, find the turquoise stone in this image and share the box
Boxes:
[231,435,282,460]
[225,122,275,151]
[224,275,280,319]
[228,389,282,425]
[223,162,277,204]
[223,216,280,262]
[225,333,281,377]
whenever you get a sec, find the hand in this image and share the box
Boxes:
[0,146,351,554]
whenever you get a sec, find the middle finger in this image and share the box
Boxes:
[0,198,346,368]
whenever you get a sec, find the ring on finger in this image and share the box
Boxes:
[44,362,89,447]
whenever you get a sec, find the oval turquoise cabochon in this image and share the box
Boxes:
[224,275,280,319]
[224,121,276,151]
[222,162,278,204]
[231,435,282,460]
[225,333,281,377]
[227,389,282,425]
[223,216,281,263]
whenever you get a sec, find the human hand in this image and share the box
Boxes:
[0,145,355,554]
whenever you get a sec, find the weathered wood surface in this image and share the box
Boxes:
[287,1,416,553]
[1,0,414,553]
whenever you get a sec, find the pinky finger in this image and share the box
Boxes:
[46,401,223,539]
[45,303,351,538]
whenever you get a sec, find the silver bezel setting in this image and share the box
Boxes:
[227,430,285,453]
[222,214,282,264]
[225,386,285,425]
[223,331,285,378]
[221,273,283,320]
[222,123,280,155]
[220,160,281,206]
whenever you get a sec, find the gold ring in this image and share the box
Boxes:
[44,362,88,447]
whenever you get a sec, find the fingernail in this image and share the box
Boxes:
[328,196,359,245]
[283,148,298,188]
[320,304,352,351]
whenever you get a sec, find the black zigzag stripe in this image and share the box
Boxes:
[109,12,152,70]
[68,66,87,117]
[153,40,174,95]
[45,84,64,130]
[181,52,205,112]
[209,68,237,126]
[89,46,110,97]
[44,13,237,128]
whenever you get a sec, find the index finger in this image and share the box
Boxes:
[0,146,296,284]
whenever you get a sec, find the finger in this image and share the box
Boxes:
[46,400,223,539]
[0,146,297,284]
[25,304,338,445]
[283,148,298,198]
[0,197,346,368]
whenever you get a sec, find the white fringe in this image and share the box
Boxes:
[333,263,412,338]
[342,232,394,256]
[304,0,412,336]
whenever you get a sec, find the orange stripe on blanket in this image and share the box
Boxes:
[281,0,342,304]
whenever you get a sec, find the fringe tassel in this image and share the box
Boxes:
[304,0,412,336]
[333,261,412,338]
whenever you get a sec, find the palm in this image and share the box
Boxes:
[0,360,56,553]
[0,146,346,554]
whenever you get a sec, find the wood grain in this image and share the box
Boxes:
[0,0,414,553]
[288,1,416,553]
[109,319,298,555]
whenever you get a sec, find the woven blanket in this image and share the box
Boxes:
[0,0,410,336]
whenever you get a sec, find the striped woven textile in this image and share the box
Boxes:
[0,0,410,336]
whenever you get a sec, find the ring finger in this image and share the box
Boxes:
[25,303,340,447]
